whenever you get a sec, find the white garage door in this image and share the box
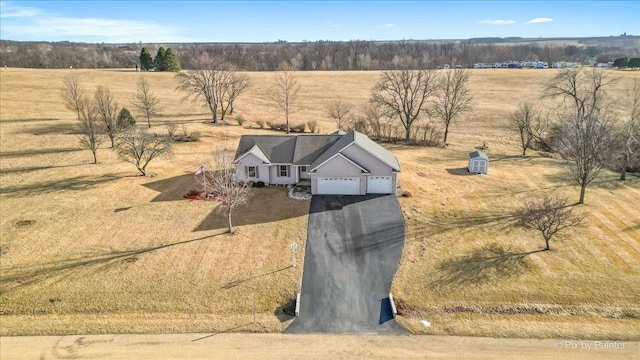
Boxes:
[367,176,393,194]
[317,177,360,195]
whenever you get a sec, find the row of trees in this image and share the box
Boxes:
[61,76,171,174]
[612,57,640,69]
[139,46,181,71]
[509,68,640,204]
[4,38,638,70]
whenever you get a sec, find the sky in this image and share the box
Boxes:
[1,1,638,43]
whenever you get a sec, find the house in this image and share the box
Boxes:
[468,151,488,174]
[233,131,401,195]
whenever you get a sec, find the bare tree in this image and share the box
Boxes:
[509,102,539,155]
[270,62,301,134]
[220,71,250,119]
[618,79,640,180]
[326,100,353,131]
[544,67,616,118]
[133,77,161,128]
[77,101,105,164]
[196,142,251,234]
[544,68,617,204]
[61,75,86,120]
[431,69,474,143]
[557,110,616,204]
[94,85,119,147]
[514,196,584,251]
[115,128,173,176]
[175,55,230,124]
[370,68,438,141]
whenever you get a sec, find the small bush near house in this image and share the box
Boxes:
[291,123,306,132]
[255,181,265,188]
[236,115,245,125]
[255,119,265,128]
[270,122,286,131]
[307,120,319,133]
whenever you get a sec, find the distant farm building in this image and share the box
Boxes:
[468,151,488,174]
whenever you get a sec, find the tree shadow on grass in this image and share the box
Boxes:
[0,163,85,175]
[430,243,543,291]
[0,232,227,294]
[0,174,123,198]
[15,122,83,136]
[543,169,640,192]
[0,147,82,158]
[221,266,291,289]
[489,154,536,163]
[405,211,516,240]
[142,172,201,202]
[194,188,310,231]
[0,118,60,123]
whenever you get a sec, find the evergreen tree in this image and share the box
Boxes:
[117,107,136,128]
[155,47,166,71]
[628,58,640,69]
[140,48,153,71]
[164,48,181,72]
[613,57,629,68]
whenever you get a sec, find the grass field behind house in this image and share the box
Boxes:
[0,67,639,338]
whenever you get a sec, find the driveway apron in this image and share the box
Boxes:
[285,194,408,334]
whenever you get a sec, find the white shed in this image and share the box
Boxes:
[468,151,488,174]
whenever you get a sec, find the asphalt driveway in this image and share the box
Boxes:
[285,194,408,334]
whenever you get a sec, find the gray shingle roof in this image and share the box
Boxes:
[235,131,401,171]
[309,131,401,172]
[469,151,489,160]
[235,134,342,165]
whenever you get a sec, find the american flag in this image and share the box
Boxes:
[195,165,204,176]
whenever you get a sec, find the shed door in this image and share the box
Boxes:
[317,177,360,195]
[367,176,393,194]
[472,160,486,173]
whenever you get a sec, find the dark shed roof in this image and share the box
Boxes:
[469,151,489,160]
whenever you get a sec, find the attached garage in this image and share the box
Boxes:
[317,177,360,195]
[367,176,393,194]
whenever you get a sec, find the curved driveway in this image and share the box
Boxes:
[286,194,407,334]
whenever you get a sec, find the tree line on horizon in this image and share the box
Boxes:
[2,38,639,71]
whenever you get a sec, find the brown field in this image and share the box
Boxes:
[0,67,639,339]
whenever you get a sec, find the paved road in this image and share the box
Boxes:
[286,194,408,334]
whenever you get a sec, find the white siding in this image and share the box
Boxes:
[270,165,297,185]
[235,154,270,184]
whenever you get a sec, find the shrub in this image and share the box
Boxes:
[117,107,136,128]
[165,123,178,139]
[255,181,265,188]
[270,122,286,131]
[307,120,319,133]
[400,190,412,198]
[236,115,245,125]
[291,123,306,132]
[255,119,265,128]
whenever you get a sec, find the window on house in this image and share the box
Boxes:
[279,165,289,177]
[299,166,307,172]
[245,166,258,178]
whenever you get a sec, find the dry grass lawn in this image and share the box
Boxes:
[0,67,639,338]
